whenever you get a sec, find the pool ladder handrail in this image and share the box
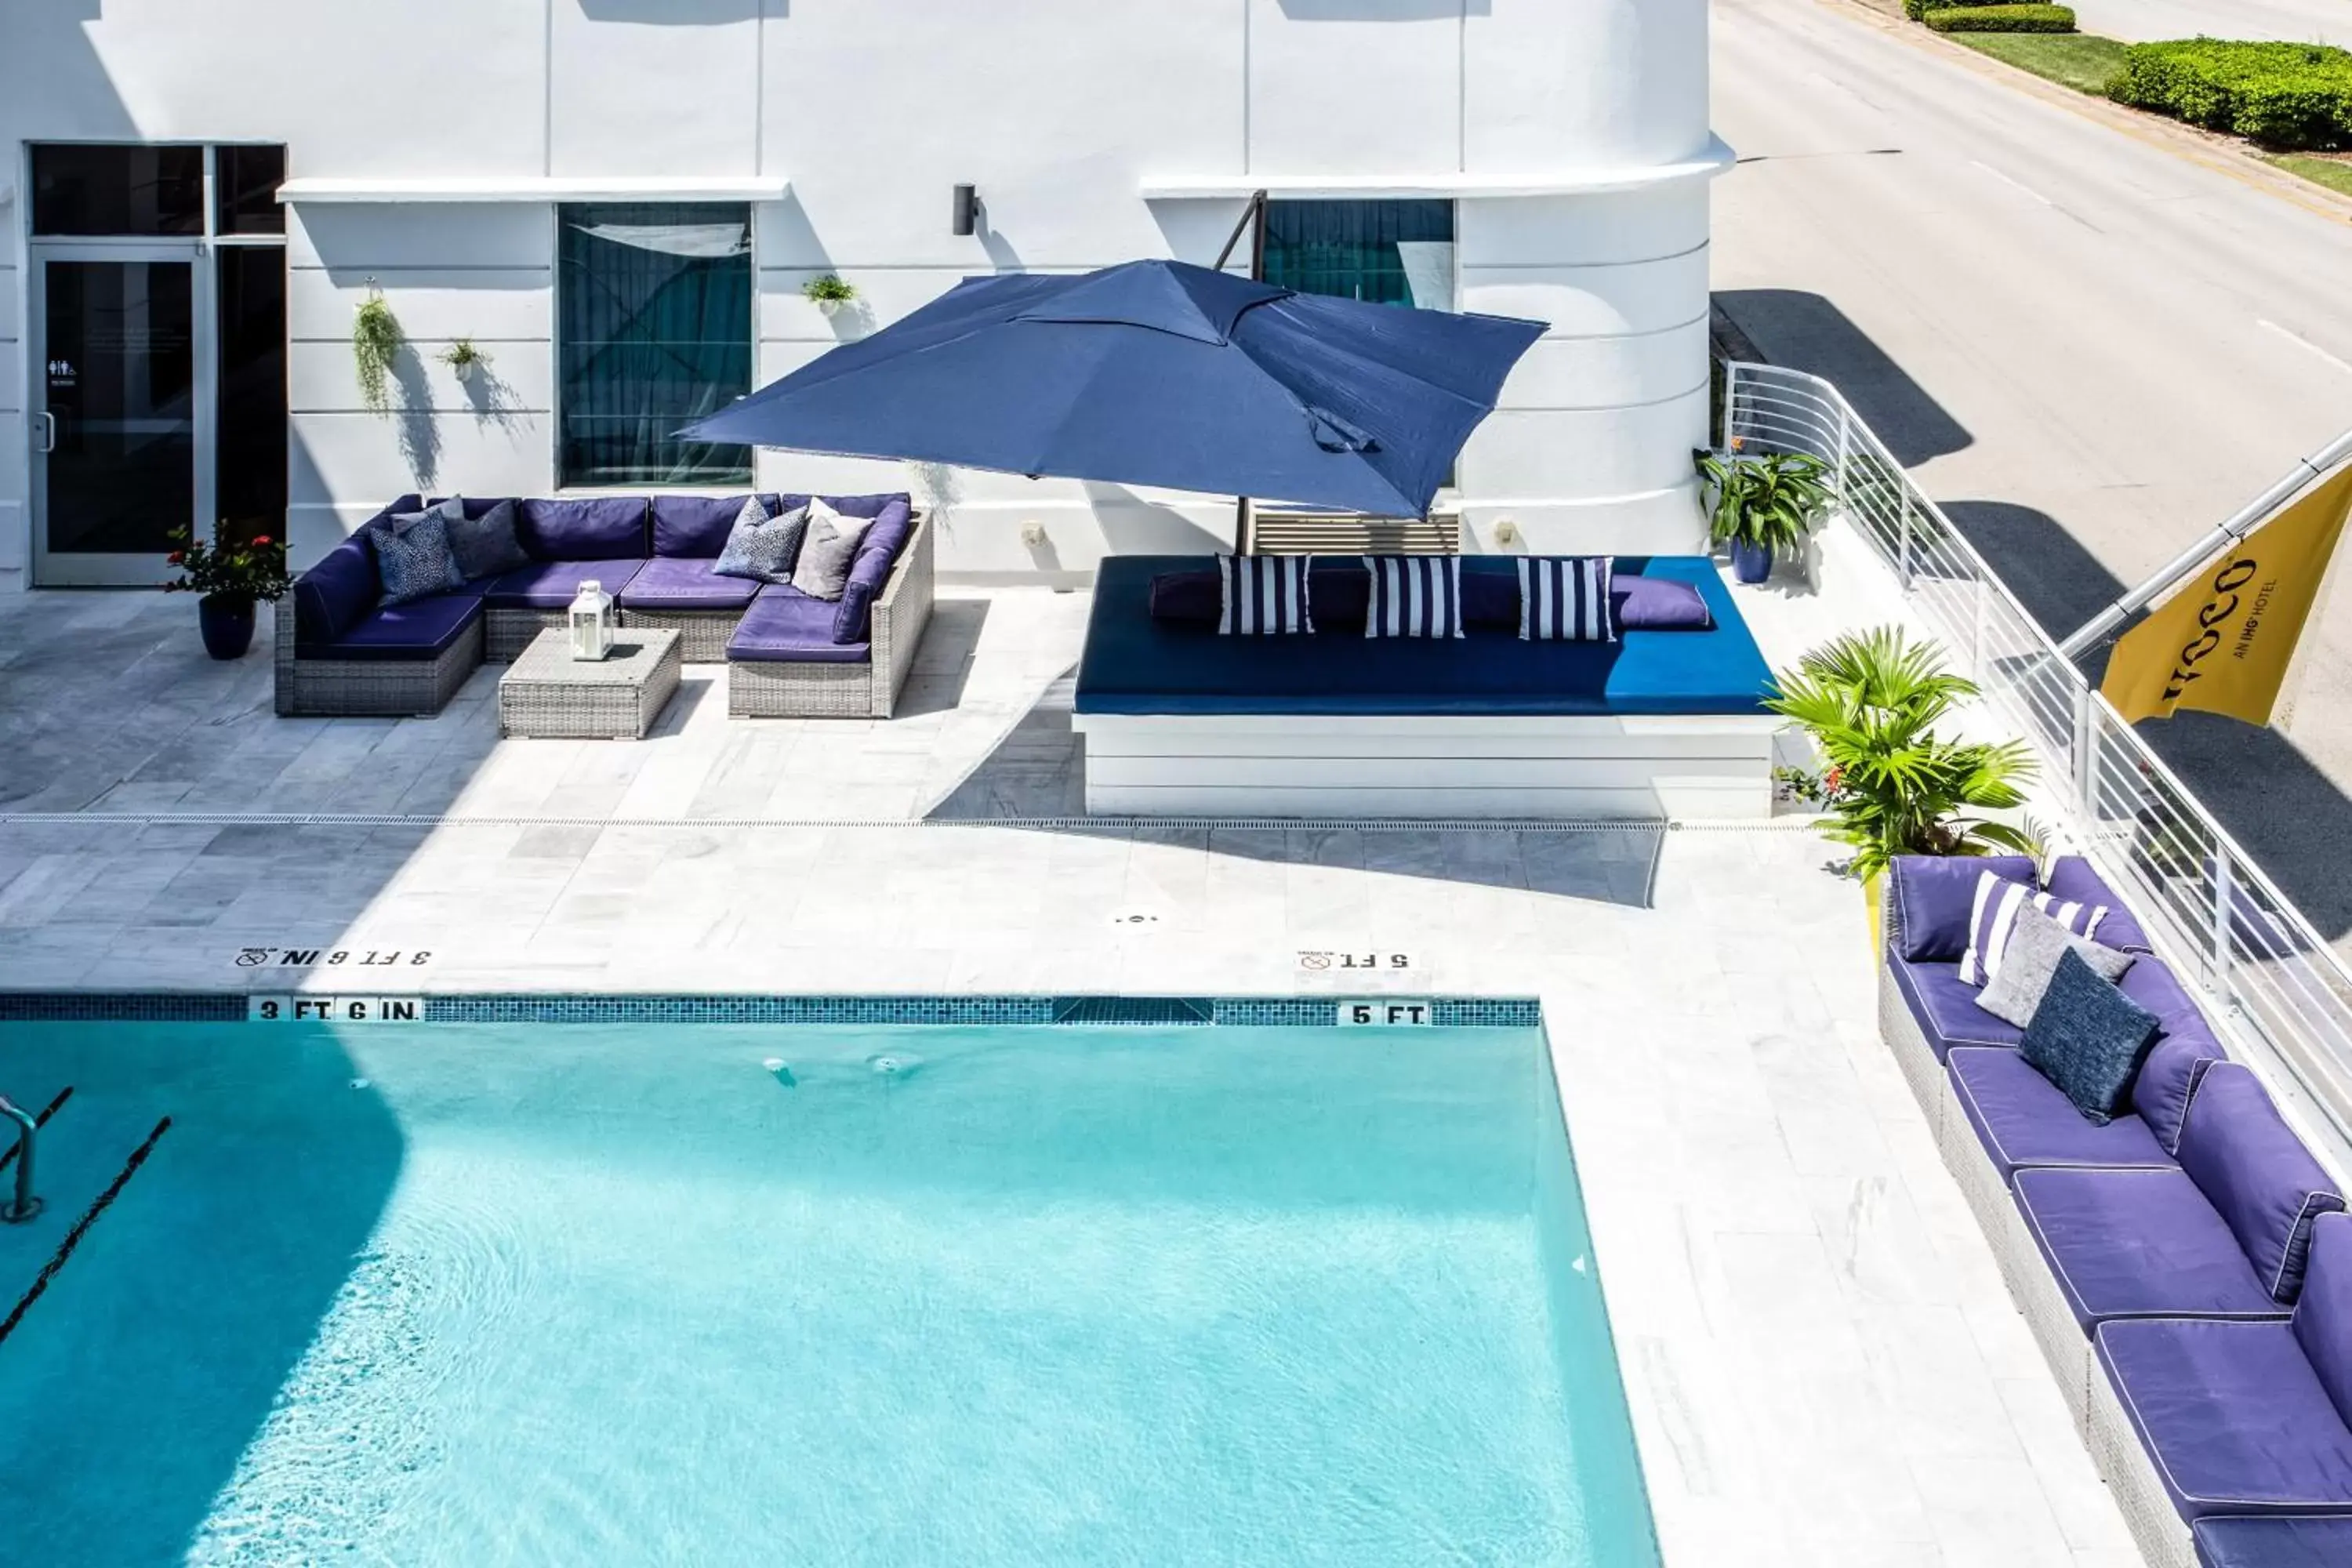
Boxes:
[0,1095,41,1224]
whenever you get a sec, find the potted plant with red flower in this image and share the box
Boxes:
[163,525,292,660]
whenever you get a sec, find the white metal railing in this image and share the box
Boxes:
[1722,360,2352,1143]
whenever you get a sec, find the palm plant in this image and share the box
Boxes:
[1766,626,2038,881]
[1693,447,1835,552]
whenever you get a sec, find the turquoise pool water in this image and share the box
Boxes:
[0,1020,1658,1566]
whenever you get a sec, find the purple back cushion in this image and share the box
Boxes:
[1889,855,2036,962]
[833,499,916,643]
[2132,1032,2227,1156]
[2177,1063,2345,1303]
[517,497,649,561]
[294,532,383,644]
[2045,855,2153,953]
[654,494,781,559]
[1613,575,1712,630]
[2295,1214,2352,1426]
[774,491,909,522]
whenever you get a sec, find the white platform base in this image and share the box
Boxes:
[1071,712,1780,819]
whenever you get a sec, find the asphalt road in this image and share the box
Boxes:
[2067,0,2352,45]
[1711,0,2352,944]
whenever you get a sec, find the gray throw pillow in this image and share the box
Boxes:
[713,496,810,585]
[444,496,528,583]
[367,506,465,606]
[789,499,876,601]
[1976,902,2136,1029]
[2020,949,2163,1124]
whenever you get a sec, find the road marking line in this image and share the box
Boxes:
[1969,159,2054,206]
[2259,318,2352,377]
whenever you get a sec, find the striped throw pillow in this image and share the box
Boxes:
[1217,553,1312,635]
[1519,556,1616,642]
[1363,554,1465,639]
[1960,869,2111,987]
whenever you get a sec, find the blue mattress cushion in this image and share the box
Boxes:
[1889,955,2024,1057]
[653,493,783,559]
[617,556,761,612]
[2096,1316,2352,1519]
[1946,1046,2176,1187]
[481,559,645,610]
[2195,1515,2352,1568]
[2044,854,2154,954]
[2017,1167,2290,1330]
[1074,554,1771,717]
[296,588,483,662]
[292,532,384,645]
[727,585,871,664]
[2296,1215,2352,1432]
[1889,853,2037,962]
[517,496,648,561]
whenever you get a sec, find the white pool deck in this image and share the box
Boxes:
[0,540,2143,1566]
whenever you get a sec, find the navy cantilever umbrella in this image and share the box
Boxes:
[681,259,1544,518]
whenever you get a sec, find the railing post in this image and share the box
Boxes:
[1897,492,1915,592]
[2212,852,2237,986]
[1971,578,1990,688]
[1832,399,1853,510]
[2070,683,2098,819]
[1721,361,1740,452]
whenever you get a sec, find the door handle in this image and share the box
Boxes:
[32,412,55,455]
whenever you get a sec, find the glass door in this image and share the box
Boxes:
[31,247,206,586]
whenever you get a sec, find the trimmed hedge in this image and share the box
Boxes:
[1904,0,2035,17]
[2111,40,2352,149]
[1926,4,2075,31]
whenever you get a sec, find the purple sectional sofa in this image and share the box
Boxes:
[275,492,931,719]
[1880,851,2352,1568]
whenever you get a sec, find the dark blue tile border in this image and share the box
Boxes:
[0,992,1542,1028]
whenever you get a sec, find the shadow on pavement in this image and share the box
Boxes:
[1715,289,1973,466]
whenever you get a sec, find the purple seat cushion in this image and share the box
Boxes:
[726,586,871,664]
[2097,1316,2352,1519]
[481,559,644,610]
[2045,854,2154,953]
[2295,1214,2352,1429]
[2194,1516,2352,1568]
[653,493,782,559]
[833,498,916,643]
[1947,1046,2176,1186]
[615,557,760,612]
[2178,1064,2345,1304]
[292,532,385,645]
[517,497,648,561]
[1889,854,2038,962]
[296,589,481,662]
[2017,1167,2290,1329]
[1889,956,2024,1058]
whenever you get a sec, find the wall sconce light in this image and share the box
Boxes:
[1493,518,1521,546]
[952,183,980,237]
[1019,520,1048,547]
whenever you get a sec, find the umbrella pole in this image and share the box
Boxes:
[1232,495,1254,555]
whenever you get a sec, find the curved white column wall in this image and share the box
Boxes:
[0,0,1719,585]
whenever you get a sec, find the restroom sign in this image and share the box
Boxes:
[1338,1000,1435,1027]
[248,996,426,1023]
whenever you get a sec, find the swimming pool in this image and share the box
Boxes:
[0,1016,1659,1566]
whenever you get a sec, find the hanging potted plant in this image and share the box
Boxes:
[438,336,488,384]
[352,283,403,416]
[1766,626,2038,949]
[1694,445,1834,584]
[163,525,292,661]
[802,273,857,318]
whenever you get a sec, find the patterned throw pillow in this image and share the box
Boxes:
[713,496,810,586]
[1519,557,1615,642]
[789,499,876,601]
[444,496,528,583]
[1960,868,2111,986]
[367,506,465,607]
[1363,554,1464,639]
[2020,949,2163,1124]
[1217,554,1311,635]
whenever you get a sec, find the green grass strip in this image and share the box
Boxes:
[1954,31,2129,94]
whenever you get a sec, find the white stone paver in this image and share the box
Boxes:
[0,567,2140,1567]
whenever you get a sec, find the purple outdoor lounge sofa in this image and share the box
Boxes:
[1880,851,2352,1568]
[274,492,931,719]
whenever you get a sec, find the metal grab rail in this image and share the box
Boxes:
[1722,361,2352,1145]
[0,1097,40,1224]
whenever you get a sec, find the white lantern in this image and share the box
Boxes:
[568,579,614,661]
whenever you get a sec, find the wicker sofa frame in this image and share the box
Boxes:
[728,514,935,719]
[274,607,485,718]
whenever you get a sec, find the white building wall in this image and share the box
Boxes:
[2,0,1719,588]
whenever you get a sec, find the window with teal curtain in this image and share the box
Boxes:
[557,202,753,487]
[1259,199,1455,308]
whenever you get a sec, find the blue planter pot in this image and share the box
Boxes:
[198,593,257,661]
[1730,539,1774,584]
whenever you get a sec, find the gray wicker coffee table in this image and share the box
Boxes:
[499,628,682,739]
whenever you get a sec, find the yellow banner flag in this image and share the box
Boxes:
[2101,463,2352,726]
